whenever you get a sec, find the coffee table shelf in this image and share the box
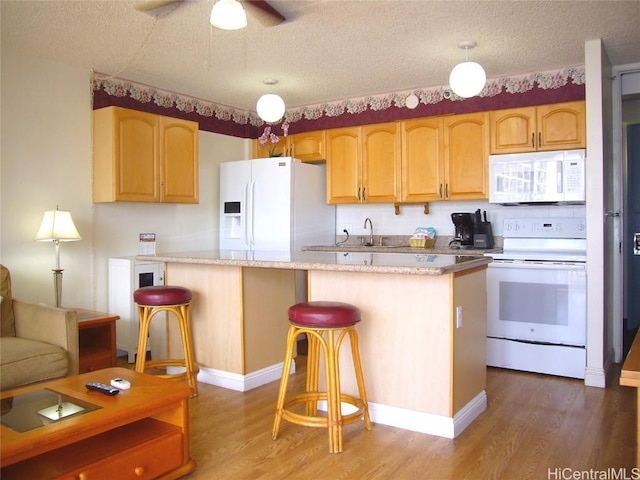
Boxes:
[1,368,195,479]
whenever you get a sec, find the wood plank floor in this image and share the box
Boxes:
[122,356,637,479]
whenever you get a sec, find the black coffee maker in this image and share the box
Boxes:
[450,213,474,248]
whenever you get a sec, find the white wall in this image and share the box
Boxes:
[336,201,585,240]
[0,49,248,310]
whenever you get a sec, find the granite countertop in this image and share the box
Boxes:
[137,249,492,276]
[303,244,501,255]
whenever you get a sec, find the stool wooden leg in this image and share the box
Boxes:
[348,327,371,430]
[176,304,198,397]
[135,305,152,374]
[306,330,320,416]
[325,329,343,453]
[272,325,299,440]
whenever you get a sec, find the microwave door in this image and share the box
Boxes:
[531,152,564,202]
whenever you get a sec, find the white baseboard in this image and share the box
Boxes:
[173,360,295,392]
[170,362,486,437]
[318,390,487,439]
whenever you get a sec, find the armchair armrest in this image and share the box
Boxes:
[12,300,79,375]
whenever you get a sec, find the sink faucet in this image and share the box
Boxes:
[363,217,374,246]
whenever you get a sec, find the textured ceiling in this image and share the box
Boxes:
[2,0,639,112]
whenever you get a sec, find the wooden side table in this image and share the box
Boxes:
[75,309,120,373]
[620,331,640,466]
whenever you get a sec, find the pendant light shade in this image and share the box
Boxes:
[210,0,247,30]
[256,93,286,123]
[449,61,486,98]
[449,41,486,98]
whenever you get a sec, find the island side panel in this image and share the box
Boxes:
[166,263,244,374]
[452,267,488,414]
[242,267,296,373]
[308,269,452,416]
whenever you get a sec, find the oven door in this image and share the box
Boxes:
[487,261,586,346]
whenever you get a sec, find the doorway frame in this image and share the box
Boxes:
[612,62,640,363]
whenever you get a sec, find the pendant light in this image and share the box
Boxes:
[449,41,486,98]
[210,0,247,30]
[256,79,285,123]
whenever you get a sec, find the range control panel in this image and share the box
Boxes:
[503,218,586,239]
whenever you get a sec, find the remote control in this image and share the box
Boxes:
[86,382,120,396]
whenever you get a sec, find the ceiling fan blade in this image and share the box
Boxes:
[243,0,286,27]
[135,0,185,15]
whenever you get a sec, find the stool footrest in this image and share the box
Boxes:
[281,392,368,428]
[144,359,200,372]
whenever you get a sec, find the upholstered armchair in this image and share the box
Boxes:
[0,264,79,391]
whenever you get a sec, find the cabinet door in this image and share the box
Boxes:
[159,116,199,203]
[401,117,444,202]
[93,108,159,202]
[536,101,586,151]
[252,137,290,158]
[290,131,325,161]
[443,112,489,200]
[326,127,361,204]
[362,123,400,203]
[489,107,536,154]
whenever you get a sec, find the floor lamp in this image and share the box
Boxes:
[34,208,82,307]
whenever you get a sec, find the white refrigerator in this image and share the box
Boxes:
[219,157,335,252]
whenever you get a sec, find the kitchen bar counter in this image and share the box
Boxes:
[138,249,489,439]
[137,249,491,276]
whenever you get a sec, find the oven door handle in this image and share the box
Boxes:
[489,261,586,270]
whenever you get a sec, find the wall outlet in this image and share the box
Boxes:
[341,224,352,235]
[456,306,463,328]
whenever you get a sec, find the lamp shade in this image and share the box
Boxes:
[210,0,247,30]
[449,61,487,98]
[34,209,82,242]
[256,94,286,123]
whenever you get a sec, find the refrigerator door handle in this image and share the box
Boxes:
[248,180,256,246]
[242,181,249,245]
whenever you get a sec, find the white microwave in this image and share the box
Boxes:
[489,149,586,204]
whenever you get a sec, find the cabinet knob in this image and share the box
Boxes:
[79,473,88,480]
[135,466,146,476]
[538,132,542,148]
[531,133,535,148]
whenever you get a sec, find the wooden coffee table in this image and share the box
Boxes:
[0,367,195,479]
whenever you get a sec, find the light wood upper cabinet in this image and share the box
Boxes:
[400,117,444,202]
[362,123,401,203]
[326,123,400,204]
[252,136,289,158]
[160,116,200,203]
[443,112,490,200]
[326,127,361,203]
[93,106,198,203]
[399,113,488,202]
[252,130,325,161]
[490,101,585,154]
[289,131,325,161]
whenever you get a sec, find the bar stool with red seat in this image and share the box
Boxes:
[272,301,371,453]
[133,285,199,396]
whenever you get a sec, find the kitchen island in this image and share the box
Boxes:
[137,250,490,438]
